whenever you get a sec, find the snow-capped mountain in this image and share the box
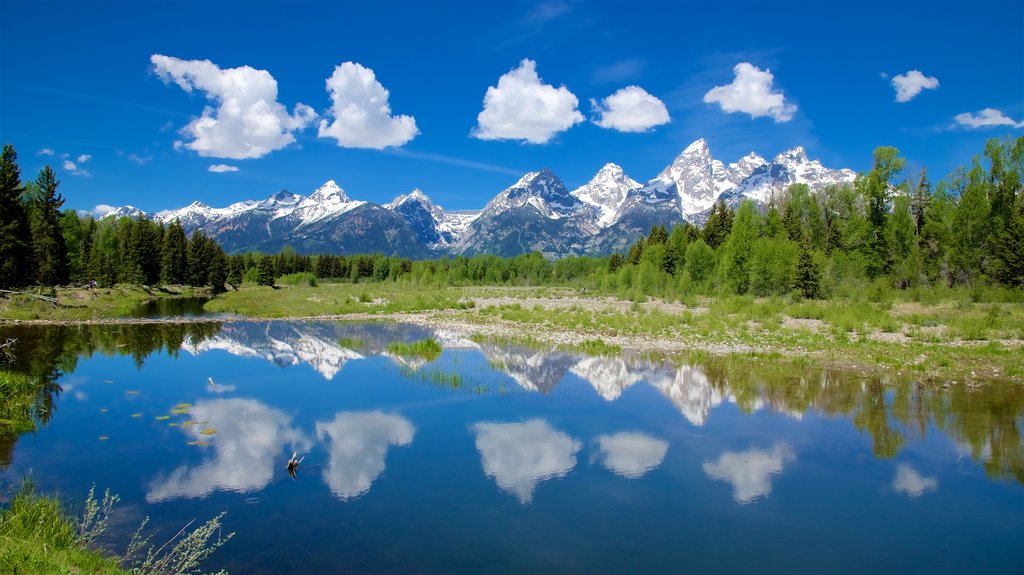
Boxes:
[570,163,642,228]
[386,188,477,248]
[104,138,855,257]
[102,205,148,219]
[454,169,599,257]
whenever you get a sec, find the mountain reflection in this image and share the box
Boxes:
[595,432,668,479]
[702,443,795,504]
[315,411,414,500]
[472,419,580,503]
[147,398,309,502]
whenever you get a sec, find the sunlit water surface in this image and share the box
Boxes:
[1,320,1021,574]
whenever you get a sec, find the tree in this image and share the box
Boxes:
[993,208,1024,287]
[718,200,760,294]
[684,239,714,283]
[161,220,189,284]
[256,255,276,286]
[887,194,921,288]
[792,243,821,299]
[30,165,69,286]
[950,159,991,284]
[702,201,733,249]
[0,144,33,288]
[858,146,906,279]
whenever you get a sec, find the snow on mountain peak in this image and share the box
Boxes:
[571,162,641,227]
[311,180,350,202]
[682,138,710,155]
[286,179,364,228]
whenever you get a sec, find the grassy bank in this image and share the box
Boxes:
[206,283,1024,381]
[0,482,127,575]
[0,285,212,321]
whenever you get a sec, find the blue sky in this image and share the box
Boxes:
[1,0,1022,215]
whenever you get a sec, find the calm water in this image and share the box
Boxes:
[1,320,1021,574]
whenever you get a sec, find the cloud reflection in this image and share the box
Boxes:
[595,432,668,478]
[702,443,795,504]
[472,419,580,503]
[892,464,938,497]
[315,411,415,500]
[147,398,308,502]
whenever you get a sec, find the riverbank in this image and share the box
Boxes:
[3,283,1023,382]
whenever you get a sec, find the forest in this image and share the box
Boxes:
[1,137,1021,302]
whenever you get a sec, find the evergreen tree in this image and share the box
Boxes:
[186,231,214,286]
[718,200,761,294]
[208,247,228,293]
[887,194,921,288]
[993,208,1024,287]
[607,252,624,273]
[950,159,991,284]
[702,201,733,249]
[227,256,244,286]
[30,165,69,286]
[0,144,33,288]
[627,236,646,265]
[910,168,931,235]
[256,255,276,286]
[160,220,188,284]
[920,182,954,285]
[792,243,821,299]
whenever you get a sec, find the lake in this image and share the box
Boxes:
[1,320,1021,574]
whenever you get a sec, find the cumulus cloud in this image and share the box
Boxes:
[151,54,316,159]
[37,148,54,156]
[591,86,670,132]
[892,464,938,497]
[891,70,939,103]
[703,443,795,504]
[77,154,92,163]
[703,62,796,123]
[92,204,116,217]
[472,419,580,503]
[208,164,239,173]
[316,62,418,149]
[315,411,414,500]
[595,432,668,479]
[147,398,309,502]
[954,108,1024,129]
[473,59,584,144]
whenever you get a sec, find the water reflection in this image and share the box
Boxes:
[315,411,414,501]
[472,419,580,503]
[702,443,795,504]
[594,432,668,479]
[147,398,308,502]
[569,357,641,401]
[892,464,938,497]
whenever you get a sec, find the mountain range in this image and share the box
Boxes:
[112,139,855,257]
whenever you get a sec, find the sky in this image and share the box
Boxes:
[1,0,1022,215]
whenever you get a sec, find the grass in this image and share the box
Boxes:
[0,285,212,321]
[0,479,232,575]
[387,338,443,362]
[0,371,44,438]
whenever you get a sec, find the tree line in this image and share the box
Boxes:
[0,144,230,292]
[2,137,1021,299]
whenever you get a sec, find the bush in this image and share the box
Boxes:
[277,272,318,287]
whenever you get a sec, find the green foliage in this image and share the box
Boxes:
[0,144,34,288]
[386,338,443,362]
[684,239,714,284]
[748,236,799,296]
[277,272,318,287]
[30,165,69,286]
[256,255,276,286]
[792,244,821,299]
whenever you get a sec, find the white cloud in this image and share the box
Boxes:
[472,419,580,503]
[151,54,316,159]
[954,108,1024,129]
[473,59,584,144]
[595,432,668,479]
[891,70,939,103]
[703,443,795,504]
[92,204,116,217]
[77,154,92,163]
[62,159,90,177]
[892,464,937,497]
[315,411,414,500]
[591,86,670,133]
[208,164,239,173]
[317,62,418,150]
[37,148,54,156]
[126,153,152,165]
[147,398,309,502]
[703,62,797,123]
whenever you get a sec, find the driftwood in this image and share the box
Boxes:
[0,289,59,306]
[0,337,16,364]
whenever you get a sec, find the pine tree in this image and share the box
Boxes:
[702,201,733,249]
[0,144,33,288]
[910,168,931,235]
[607,252,624,273]
[227,256,244,287]
[160,220,189,284]
[859,147,905,279]
[950,159,991,284]
[31,165,69,286]
[792,243,821,299]
[256,255,276,286]
[993,208,1024,287]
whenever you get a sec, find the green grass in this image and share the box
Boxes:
[0,371,47,438]
[0,285,212,321]
[0,480,127,575]
[386,338,443,362]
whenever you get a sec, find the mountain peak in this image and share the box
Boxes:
[682,138,710,155]
[571,163,641,227]
[775,146,808,163]
[312,180,350,202]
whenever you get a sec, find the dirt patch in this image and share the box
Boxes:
[782,316,828,333]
